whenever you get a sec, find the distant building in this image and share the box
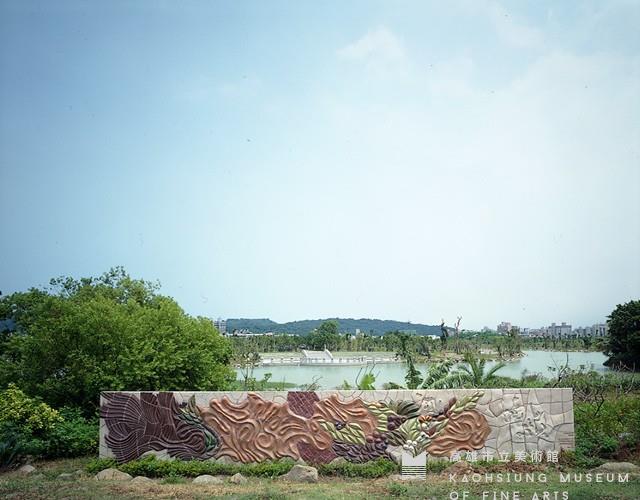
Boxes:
[546,322,572,338]
[528,328,545,337]
[229,329,274,337]
[592,323,608,336]
[231,328,252,336]
[213,318,227,334]
[573,326,592,337]
[573,323,608,337]
[497,322,513,334]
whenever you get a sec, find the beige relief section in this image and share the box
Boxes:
[99,389,574,464]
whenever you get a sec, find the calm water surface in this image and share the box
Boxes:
[241,350,608,389]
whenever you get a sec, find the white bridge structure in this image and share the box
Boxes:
[300,349,333,364]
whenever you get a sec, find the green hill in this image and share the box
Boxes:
[225,318,440,336]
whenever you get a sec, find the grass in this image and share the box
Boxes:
[1,458,639,499]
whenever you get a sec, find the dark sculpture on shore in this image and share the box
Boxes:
[440,319,449,346]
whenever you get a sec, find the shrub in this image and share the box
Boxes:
[42,407,98,458]
[0,384,61,434]
[573,395,640,467]
[317,458,398,478]
[86,455,293,478]
[425,459,450,473]
[0,429,24,468]
[388,482,409,496]
[0,386,98,463]
[86,455,400,478]
[86,457,117,473]
[555,370,640,400]
[0,384,60,465]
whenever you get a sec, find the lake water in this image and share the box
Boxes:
[241,350,609,389]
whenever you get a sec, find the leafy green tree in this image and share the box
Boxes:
[404,358,423,389]
[604,300,640,370]
[501,327,523,358]
[307,320,341,350]
[233,341,262,389]
[0,267,234,414]
[393,332,423,389]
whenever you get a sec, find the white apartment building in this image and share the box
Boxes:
[573,323,608,337]
[592,323,608,336]
[213,318,227,334]
[546,322,572,338]
[573,326,592,337]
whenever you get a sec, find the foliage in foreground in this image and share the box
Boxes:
[0,385,97,467]
[0,267,234,413]
[317,457,399,478]
[85,455,399,478]
[572,395,640,467]
[87,456,293,478]
[0,384,62,434]
[2,465,640,500]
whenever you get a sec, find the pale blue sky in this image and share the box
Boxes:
[1,0,639,329]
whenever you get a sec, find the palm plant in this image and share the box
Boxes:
[421,360,465,389]
[421,354,506,389]
[456,353,506,387]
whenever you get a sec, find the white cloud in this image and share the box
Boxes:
[337,27,406,66]
[312,36,640,327]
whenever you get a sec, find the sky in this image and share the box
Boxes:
[1,0,639,330]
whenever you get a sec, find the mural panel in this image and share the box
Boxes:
[99,389,574,464]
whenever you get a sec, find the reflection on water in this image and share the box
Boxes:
[241,350,609,389]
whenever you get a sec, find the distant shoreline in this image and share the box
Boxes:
[254,348,605,367]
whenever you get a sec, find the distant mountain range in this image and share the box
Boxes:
[225,318,441,336]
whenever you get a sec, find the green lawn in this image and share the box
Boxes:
[1,458,639,499]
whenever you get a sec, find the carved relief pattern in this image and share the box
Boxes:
[426,410,491,456]
[199,393,334,463]
[287,391,319,418]
[101,392,219,463]
[100,390,494,464]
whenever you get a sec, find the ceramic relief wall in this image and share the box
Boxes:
[99,389,574,464]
